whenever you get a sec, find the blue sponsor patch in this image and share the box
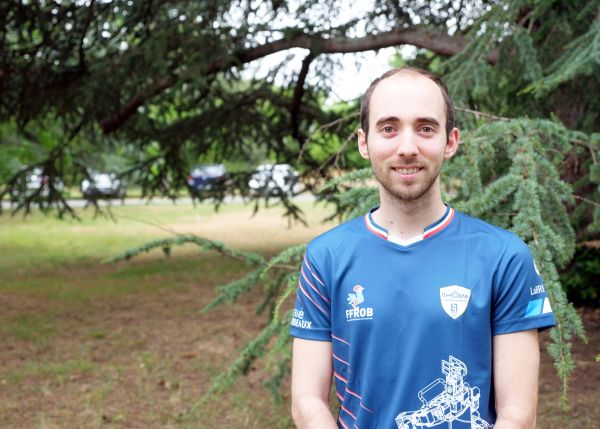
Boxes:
[524,298,544,318]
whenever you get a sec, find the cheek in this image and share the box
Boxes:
[421,140,447,159]
[367,138,396,159]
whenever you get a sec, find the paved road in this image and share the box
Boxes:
[1,193,316,211]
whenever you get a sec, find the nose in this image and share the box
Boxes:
[394,129,419,158]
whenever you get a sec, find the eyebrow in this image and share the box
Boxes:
[374,116,441,128]
[374,116,400,128]
[417,117,441,127]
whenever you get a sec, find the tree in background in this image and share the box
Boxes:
[2,0,599,413]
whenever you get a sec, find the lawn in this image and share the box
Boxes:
[0,201,597,429]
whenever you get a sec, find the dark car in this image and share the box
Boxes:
[81,172,126,199]
[187,164,228,192]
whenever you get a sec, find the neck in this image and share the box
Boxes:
[373,184,446,240]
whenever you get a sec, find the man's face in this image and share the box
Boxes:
[357,72,459,205]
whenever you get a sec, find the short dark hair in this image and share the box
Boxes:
[359,67,455,139]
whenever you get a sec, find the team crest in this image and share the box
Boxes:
[345,284,374,321]
[440,285,471,320]
[347,284,365,308]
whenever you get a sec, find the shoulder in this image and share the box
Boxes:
[454,210,525,252]
[453,211,538,282]
[306,215,364,261]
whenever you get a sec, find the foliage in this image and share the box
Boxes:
[560,245,600,306]
[3,0,600,416]
[106,234,265,266]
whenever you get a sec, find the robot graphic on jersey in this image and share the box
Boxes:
[395,356,494,429]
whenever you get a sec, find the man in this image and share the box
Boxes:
[289,67,555,429]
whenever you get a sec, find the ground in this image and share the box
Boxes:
[0,203,597,429]
[538,307,600,428]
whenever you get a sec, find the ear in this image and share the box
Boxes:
[357,128,370,160]
[444,127,460,159]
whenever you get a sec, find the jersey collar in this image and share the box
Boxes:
[364,205,455,246]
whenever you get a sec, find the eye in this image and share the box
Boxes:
[419,126,435,134]
[383,126,395,134]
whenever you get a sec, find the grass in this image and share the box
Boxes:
[9,359,96,383]
[0,200,336,429]
[1,314,55,341]
[0,203,235,268]
[0,200,597,429]
[0,200,328,294]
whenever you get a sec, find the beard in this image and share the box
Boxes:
[372,159,444,204]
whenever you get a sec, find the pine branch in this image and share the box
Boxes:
[192,319,281,412]
[259,243,306,278]
[525,10,600,95]
[202,268,264,312]
[319,167,373,192]
[455,106,510,121]
[104,235,265,266]
[574,195,600,207]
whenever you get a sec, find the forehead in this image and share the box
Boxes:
[369,73,446,123]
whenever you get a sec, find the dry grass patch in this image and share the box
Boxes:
[0,201,598,428]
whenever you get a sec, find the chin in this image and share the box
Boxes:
[383,180,438,203]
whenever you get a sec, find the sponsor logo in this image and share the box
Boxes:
[345,284,374,321]
[533,260,541,276]
[291,308,312,329]
[530,284,546,295]
[524,297,553,317]
[440,285,471,319]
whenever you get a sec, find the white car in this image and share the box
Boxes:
[248,164,299,196]
[12,167,64,199]
[81,172,126,199]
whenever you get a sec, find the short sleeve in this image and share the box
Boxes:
[492,235,556,335]
[289,250,332,341]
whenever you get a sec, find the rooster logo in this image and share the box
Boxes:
[347,285,365,309]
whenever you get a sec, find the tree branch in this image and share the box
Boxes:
[99,26,487,135]
[290,52,316,143]
[455,106,510,121]
[237,27,474,59]
[99,75,174,134]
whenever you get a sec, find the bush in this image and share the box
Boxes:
[560,245,600,307]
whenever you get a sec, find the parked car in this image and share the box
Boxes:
[248,163,299,196]
[187,164,228,192]
[81,172,126,199]
[11,167,64,199]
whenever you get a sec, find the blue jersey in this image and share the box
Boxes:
[290,206,555,429]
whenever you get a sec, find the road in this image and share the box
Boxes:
[1,193,316,211]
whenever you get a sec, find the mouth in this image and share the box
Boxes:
[390,165,424,180]
[392,167,422,174]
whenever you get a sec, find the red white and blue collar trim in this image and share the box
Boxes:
[364,206,455,246]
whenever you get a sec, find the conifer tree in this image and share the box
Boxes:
[3,0,599,416]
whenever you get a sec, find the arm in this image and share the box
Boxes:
[493,329,540,429]
[291,338,337,429]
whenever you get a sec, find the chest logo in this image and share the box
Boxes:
[440,285,471,320]
[345,284,374,321]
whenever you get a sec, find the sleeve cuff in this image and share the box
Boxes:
[493,313,556,335]
[290,327,331,342]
